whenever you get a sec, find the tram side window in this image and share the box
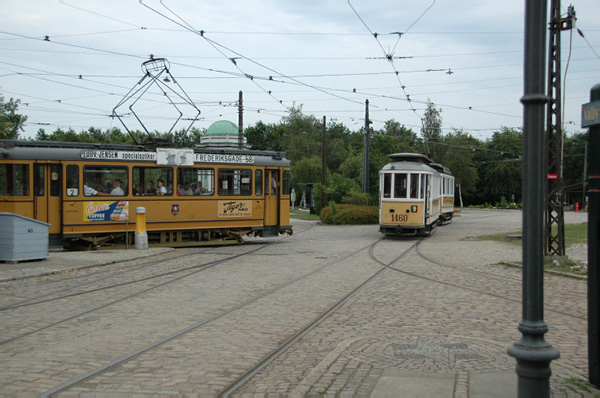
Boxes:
[0,164,29,196]
[133,167,173,196]
[410,173,419,199]
[34,164,44,196]
[394,173,407,199]
[50,164,61,197]
[420,174,426,199]
[66,165,79,197]
[282,170,291,195]
[255,170,263,196]
[177,168,214,196]
[383,174,392,198]
[218,169,252,196]
[84,166,128,196]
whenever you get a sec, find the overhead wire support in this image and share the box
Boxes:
[347,0,436,120]
[112,57,201,146]
[544,0,575,257]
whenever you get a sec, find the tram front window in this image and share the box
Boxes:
[394,173,407,199]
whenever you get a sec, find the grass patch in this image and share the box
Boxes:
[563,377,593,393]
[475,223,587,246]
[476,223,589,276]
[290,212,320,220]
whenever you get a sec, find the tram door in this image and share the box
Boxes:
[264,168,280,228]
[33,162,62,235]
[423,174,430,225]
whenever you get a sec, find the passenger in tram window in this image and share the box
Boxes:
[104,180,113,193]
[183,182,194,196]
[271,175,278,195]
[83,181,109,197]
[177,184,184,196]
[131,184,140,196]
[156,179,167,196]
[199,183,209,195]
[110,179,125,196]
[146,181,156,195]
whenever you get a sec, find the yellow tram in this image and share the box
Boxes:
[379,153,453,236]
[0,140,292,249]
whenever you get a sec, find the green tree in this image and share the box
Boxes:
[1,97,28,139]
[438,129,480,201]
[563,131,587,187]
[280,106,323,162]
[477,127,523,204]
[421,100,443,161]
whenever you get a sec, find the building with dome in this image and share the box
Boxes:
[198,120,249,149]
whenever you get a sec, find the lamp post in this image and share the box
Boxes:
[507,0,560,396]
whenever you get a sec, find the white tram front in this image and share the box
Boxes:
[379,153,442,236]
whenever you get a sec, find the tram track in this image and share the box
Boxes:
[1,220,314,310]
[41,234,389,397]
[218,237,420,397]
[1,221,315,345]
[376,237,587,322]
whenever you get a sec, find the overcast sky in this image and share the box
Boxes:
[1,0,599,141]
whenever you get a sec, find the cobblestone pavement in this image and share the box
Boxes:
[0,209,597,397]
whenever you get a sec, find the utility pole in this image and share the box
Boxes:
[545,1,575,256]
[322,116,327,208]
[583,83,600,387]
[362,99,371,194]
[508,0,560,396]
[238,91,244,149]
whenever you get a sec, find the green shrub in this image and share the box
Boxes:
[343,189,370,206]
[320,204,379,225]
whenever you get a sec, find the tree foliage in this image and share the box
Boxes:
[1,97,28,139]
[4,95,589,208]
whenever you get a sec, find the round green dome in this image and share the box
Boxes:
[205,120,239,137]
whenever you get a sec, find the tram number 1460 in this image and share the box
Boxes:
[391,213,408,222]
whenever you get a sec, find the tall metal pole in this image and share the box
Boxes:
[585,83,600,386]
[362,99,371,194]
[238,91,244,149]
[322,116,327,208]
[508,0,560,396]
[545,0,570,257]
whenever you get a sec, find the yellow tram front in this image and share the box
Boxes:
[379,153,441,236]
[0,140,292,249]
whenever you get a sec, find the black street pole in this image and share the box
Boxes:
[508,0,560,396]
[585,83,600,386]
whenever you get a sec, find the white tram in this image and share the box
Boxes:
[379,153,452,236]
[430,163,455,223]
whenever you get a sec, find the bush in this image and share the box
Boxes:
[343,189,370,206]
[320,204,379,225]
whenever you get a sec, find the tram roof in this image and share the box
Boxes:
[387,153,432,164]
[430,163,452,175]
[0,140,290,167]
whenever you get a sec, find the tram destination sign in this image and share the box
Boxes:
[80,149,254,165]
[582,100,600,128]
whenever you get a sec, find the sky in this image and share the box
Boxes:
[1,0,599,141]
